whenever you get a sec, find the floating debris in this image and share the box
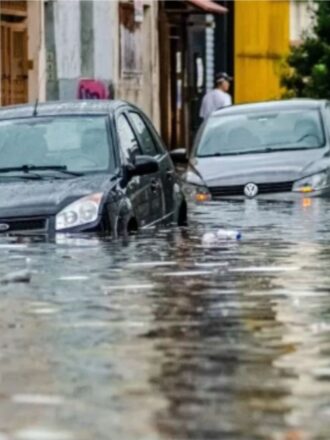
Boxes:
[14,427,73,440]
[11,394,64,406]
[58,275,90,281]
[202,229,242,246]
[1,270,31,284]
[228,266,300,273]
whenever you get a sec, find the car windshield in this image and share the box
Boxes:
[0,116,114,174]
[197,109,326,157]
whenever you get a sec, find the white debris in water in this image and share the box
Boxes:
[194,262,229,268]
[201,232,217,246]
[11,394,64,406]
[58,275,90,281]
[310,322,330,334]
[1,270,31,284]
[202,229,241,246]
[14,428,73,440]
[30,308,58,316]
[228,266,300,273]
[312,368,330,379]
[0,244,28,250]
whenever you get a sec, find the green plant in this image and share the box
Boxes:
[281,1,330,99]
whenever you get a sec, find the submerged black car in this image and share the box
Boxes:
[174,99,330,201]
[0,101,187,236]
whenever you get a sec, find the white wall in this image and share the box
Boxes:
[290,0,314,44]
[28,0,46,102]
[43,0,160,127]
[54,0,81,79]
[93,0,114,81]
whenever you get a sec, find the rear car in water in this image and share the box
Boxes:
[173,99,330,202]
[0,101,187,237]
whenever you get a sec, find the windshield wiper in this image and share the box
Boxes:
[198,150,265,157]
[0,165,83,177]
[262,146,320,152]
[198,145,320,158]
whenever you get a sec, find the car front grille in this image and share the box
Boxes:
[209,181,294,198]
[0,217,48,233]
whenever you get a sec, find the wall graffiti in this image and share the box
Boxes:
[77,78,111,99]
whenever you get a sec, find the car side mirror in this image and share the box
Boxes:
[170,148,188,165]
[128,155,159,178]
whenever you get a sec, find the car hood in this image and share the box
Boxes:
[191,148,328,186]
[0,174,115,217]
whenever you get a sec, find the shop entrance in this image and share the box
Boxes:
[0,1,28,106]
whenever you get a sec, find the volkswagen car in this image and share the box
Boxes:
[173,99,330,202]
[0,101,187,237]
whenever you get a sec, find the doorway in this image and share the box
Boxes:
[0,1,28,106]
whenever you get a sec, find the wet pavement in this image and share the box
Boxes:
[0,198,330,440]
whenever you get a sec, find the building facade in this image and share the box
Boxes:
[0,0,315,149]
[1,0,160,128]
[44,0,160,128]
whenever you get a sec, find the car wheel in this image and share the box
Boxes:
[117,217,138,237]
[127,218,138,234]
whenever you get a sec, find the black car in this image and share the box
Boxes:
[173,99,330,201]
[0,100,187,237]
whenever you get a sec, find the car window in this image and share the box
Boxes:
[197,109,325,157]
[0,116,113,173]
[116,114,140,160]
[129,112,159,157]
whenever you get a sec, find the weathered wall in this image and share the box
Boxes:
[27,0,46,102]
[54,0,81,99]
[43,0,160,128]
[114,0,160,129]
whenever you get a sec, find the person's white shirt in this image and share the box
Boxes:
[199,89,232,120]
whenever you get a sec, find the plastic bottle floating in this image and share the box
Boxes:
[202,229,242,246]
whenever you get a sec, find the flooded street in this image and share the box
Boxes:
[1,198,330,440]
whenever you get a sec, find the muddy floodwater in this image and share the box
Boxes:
[1,198,330,440]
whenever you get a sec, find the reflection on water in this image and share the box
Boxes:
[0,198,330,439]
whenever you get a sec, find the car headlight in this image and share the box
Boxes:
[182,182,211,202]
[56,193,103,231]
[293,172,328,193]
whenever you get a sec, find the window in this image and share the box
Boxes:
[0,116,113,173]
[117,114,140,160]
[130,112,159,157]
[197,109,326,157]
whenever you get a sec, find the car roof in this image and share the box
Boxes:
[0,100,130,120]
[212,99,327,117]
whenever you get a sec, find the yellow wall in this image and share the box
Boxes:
[234,0,289,103]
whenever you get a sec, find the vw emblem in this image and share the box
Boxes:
[244,183,259,198]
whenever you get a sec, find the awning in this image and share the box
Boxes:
[187,0,228,14]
